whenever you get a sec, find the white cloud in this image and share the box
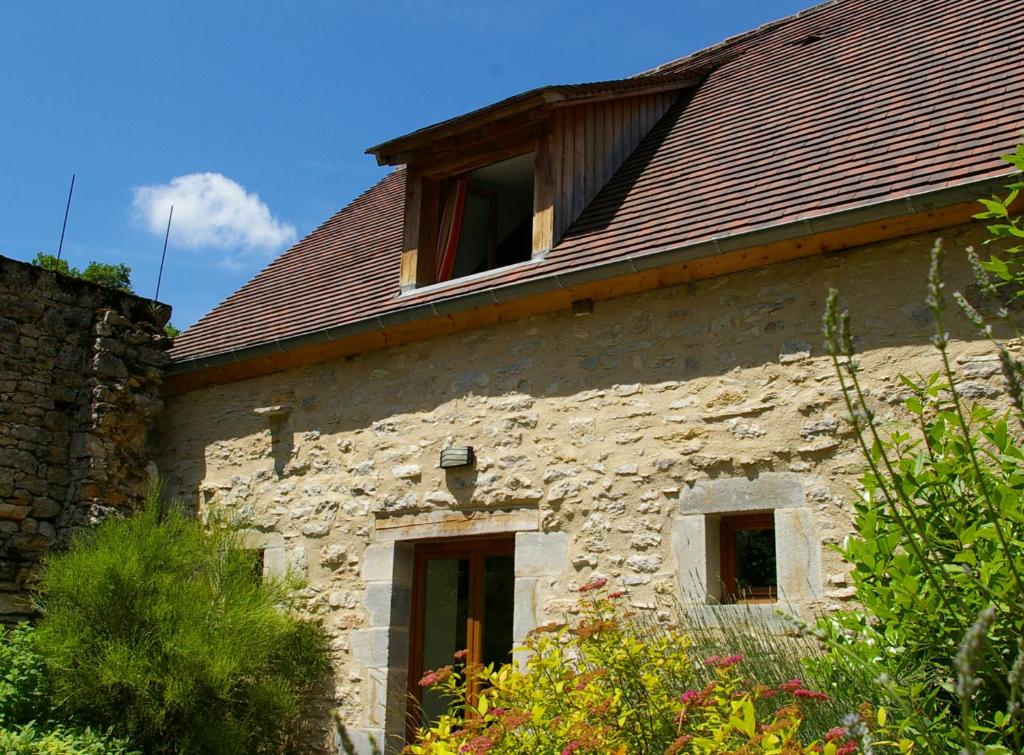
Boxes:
[132,173,297,265]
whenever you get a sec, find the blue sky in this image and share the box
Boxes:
[0,1,815,330]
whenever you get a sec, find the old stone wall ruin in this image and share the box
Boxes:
[154,222,1006,752]
[0,255,171,621]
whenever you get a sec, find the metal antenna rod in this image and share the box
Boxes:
[155,204,173,301]
[56,173,76,261]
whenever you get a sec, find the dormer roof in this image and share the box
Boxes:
[366,72,705,167]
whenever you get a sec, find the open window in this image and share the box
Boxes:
[719,514,776,604]
[407,538,515,736]
[434,153,535,282]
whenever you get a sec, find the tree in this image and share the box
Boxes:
[32,253,133,293]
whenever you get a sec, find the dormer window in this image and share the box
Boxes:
[436,153,534,282]
[366,72,703,292]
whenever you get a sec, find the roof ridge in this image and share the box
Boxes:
[639,0,842,76]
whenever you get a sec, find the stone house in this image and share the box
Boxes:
[154,0,1024,751]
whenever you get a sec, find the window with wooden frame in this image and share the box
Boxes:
[404,150,539,291]
[719,514,777,604]
[445,154,535,281]
[406,537,515,736]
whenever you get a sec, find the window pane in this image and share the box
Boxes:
[481,555,515,669]
[734,529,777,594]
[419,558,469,725]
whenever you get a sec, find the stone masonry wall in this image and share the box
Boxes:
[0,255,171,621]
[154,222,1009,752]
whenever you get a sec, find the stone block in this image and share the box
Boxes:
[335,727,385,755]
[263,547,287,577]
[512,576,538,644]
[774,508,823,602]
[29,499,61,519]
[390,464,421,480]
[514,531,567,577]
[678,603,796,630]
[349,628,392,668]
[301,521,331,538]
[361,543,396,582]
[0,591,32,615]
[0,504,30,521]
[361,542,413,586]
[363,582,410,628]
[672,515,718,602]
[678,473,804,514]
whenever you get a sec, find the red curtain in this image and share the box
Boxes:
[434,176,467,283]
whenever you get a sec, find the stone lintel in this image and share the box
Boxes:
[678,472,804,514]
[373,507,539,542]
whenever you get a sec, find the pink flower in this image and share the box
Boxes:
[460,736,493,753]
[836,743,857,755]
[577,578,608,593]
[680,690,700,705]
[607,590,626,599]
[794,688,829,701]
[826,727,846,742]
[453,648,469,661]
[709,653,744,668]
[778,678,804,693]
[418,665,452,687]
[703,655,721,666]
[561,741,582,755]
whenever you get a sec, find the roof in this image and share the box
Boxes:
[170,0,1024,367]
[367,72,704,165]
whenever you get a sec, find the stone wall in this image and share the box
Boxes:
[154,222,1006,752]
[0,255,171,621]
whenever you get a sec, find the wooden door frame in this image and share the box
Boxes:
[406,536,515,740]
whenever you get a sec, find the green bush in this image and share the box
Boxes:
[0,624,51,726]
[0,722,136,755]
[816,146,1024,753]
[31,489,329,755]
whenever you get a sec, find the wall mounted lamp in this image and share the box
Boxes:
[439,446,475,469]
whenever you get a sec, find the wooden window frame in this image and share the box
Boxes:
[401,137,552,291]
[406,537,515,739]
[719,513,777,605]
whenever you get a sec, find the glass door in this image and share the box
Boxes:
[407,538,515,735]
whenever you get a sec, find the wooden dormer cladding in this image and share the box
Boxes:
[367,74,702,291]
[544,92,678,245]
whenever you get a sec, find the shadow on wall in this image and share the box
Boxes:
[153,221,999,509]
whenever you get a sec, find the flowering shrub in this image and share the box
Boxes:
[405,582,889,754]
